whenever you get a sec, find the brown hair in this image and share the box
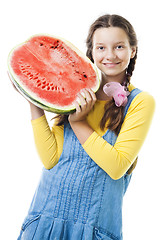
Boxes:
[55,14,138,134]
[86,14,138,134]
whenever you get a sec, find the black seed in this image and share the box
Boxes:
[40,43,43,46]
[83,74,87,78]
[50,46,54,48]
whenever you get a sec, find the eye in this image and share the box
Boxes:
[116,45,124,50]
[97,46,105,50]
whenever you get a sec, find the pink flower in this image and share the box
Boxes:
[103,82,130,107]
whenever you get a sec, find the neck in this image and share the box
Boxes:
[101,71,126,84]
[96,71,126,101]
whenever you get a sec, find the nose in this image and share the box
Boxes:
[104,48,116,61]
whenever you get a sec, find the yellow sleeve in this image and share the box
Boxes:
[82,92,155,180]
[31,115,64,169]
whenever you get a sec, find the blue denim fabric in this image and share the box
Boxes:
[18,88,141,240]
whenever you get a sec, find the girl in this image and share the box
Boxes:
[16,14,155,240]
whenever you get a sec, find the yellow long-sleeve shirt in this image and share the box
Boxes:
[31,84,155,180]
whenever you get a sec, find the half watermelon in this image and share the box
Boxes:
[8,35,100,113]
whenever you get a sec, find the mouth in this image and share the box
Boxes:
[102,62,120,68]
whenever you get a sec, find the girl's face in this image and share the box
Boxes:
[92,27,136,82]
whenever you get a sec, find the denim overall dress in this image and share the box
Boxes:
[18,88,141,240]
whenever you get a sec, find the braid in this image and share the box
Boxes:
[100,50,138,135]
[126,49,138,85]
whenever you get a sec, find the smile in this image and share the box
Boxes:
[102,62,120,68]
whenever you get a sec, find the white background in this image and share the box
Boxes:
[0,0,160,239]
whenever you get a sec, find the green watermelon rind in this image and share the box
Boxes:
[7,34,100,114]
[9,72,76,114]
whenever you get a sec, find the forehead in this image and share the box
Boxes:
[92,27,129,45]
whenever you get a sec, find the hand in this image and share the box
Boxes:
[7,71,44,119]
[68,89,96,123]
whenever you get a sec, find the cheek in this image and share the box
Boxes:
[119,50,132,64]
[92,50,103,64]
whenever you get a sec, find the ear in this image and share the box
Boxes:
[130,46,137,59]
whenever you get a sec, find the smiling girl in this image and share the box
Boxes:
[17,14,155,240]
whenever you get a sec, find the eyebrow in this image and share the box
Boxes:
[115,41,126,44]
[94,41,126,45]
[94,43,104,45]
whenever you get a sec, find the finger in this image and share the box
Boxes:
[74,100,81,112]
[77,92,87,108]
[82,89,92,103]
[88,89,97,102]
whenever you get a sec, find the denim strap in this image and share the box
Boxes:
[124,88,142,119]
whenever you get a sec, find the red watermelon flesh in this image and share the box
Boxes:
[8,35,100,113]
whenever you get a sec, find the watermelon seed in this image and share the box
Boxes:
[37,83,41,87]
[42,81,46,84]
[40,43,43,46]
[47,86,50,90]
[50,46,54,48]
[37,80,41,83]
[83,74,87,78]
[34,76,38,80]
[42,86,46,89]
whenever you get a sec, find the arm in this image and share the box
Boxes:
[69,91,155,180]
[31,114,60,169]
[68,89,96,143]
[29,103,60,169]
[29,102,44,120]
[9,72,60,169]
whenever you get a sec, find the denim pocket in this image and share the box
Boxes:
[94,227,119,240]
[20,214,41,240]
